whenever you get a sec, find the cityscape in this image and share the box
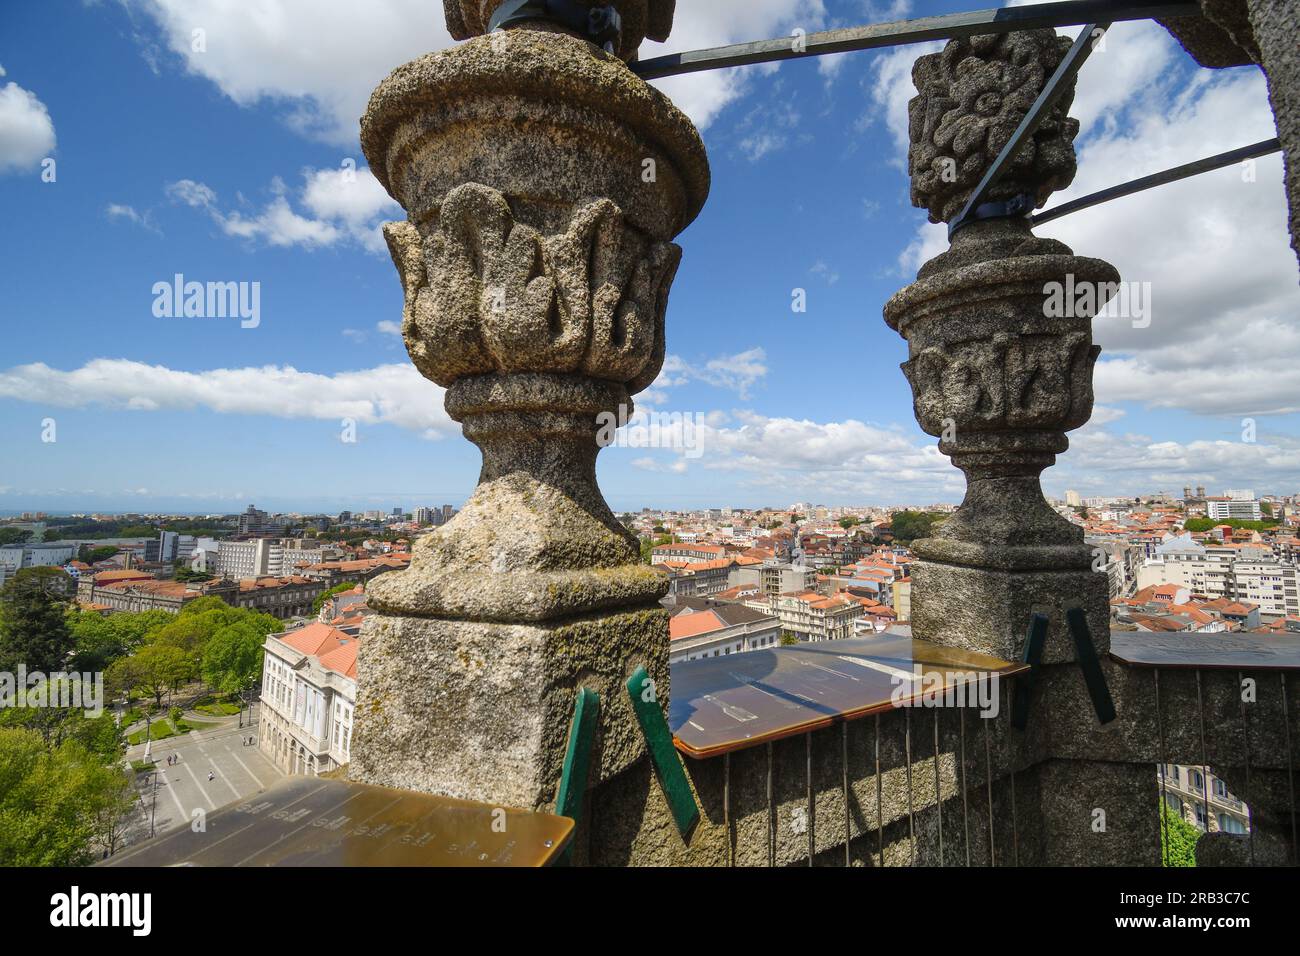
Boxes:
[0,0,1297,932]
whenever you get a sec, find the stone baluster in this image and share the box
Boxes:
[884,30,1166,865]
[349,0,710,820]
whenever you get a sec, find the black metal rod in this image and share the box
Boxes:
[875,714,884,865]
[1031,138,1282,225]
[951,20,1108,237]
[984,714,996,867]
[1238,671,1254,867]
[767,741,775,867]
[1196,670,1211,836]
[960,706,971,866]
[1282,674,1297,866]
[632,0,1198,79]
[724,752,734,867]
[905,708,916,865]
[807,731,815,867]
[934,708,944,866]
[1154,669,1170,867]
[842,722,851,867]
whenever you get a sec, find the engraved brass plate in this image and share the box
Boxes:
[669,633,1028,758]
[101,777,573,867]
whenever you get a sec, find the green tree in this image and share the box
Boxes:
[838,517,860,529]
[0,730,135,866]
[889,511,939,545]
[1160,802,1198,867]
[201,621,265,694]
[67,608,169,672]
[131,643,190,707]
[0,528,33,545]
[0,567,75,672]
[779,632,799,646]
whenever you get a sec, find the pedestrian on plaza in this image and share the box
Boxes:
[207,770,214,782]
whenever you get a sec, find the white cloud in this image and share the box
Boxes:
[166,166,398,252]
[105,203,162,235]
[126,0,827,141]
[126,0,451,144]
[0,359,454,439]
[656,348,770,400]
[0,70,56,173]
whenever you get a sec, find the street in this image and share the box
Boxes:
[121,706,285,849]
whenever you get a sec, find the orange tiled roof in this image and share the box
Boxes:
[669,610,725,640]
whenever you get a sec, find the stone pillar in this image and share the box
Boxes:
[884,31,1160,865]
[349,0,709,814]
[884,30,1115,667]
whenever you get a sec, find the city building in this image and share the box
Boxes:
[260,622,358,776]
[1159,764,1250,835]
[665,597,781,663]
[1206,497,1263,522]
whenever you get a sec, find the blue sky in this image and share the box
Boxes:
[1,0,1297,514]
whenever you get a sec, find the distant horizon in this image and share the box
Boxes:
[0,487,1289,521]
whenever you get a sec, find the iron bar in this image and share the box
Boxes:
[1238,671,1254,867]
[1010,764,1019,866]
[875,714,884,865]
[960,705,971,866]
[950,20,1109,237]
[1154,669,1170,867]
[632,1,1197,79]
[766,741,775,867]
[984,714,996,867]
[934,708,944,866]
[905,708,916,865]
[1283,674,1297,866]
[807,731,815,867]
[1031,138,1282,225]
[1196,670,1210,837]
[842,722,851,867]
[724,752,733,867]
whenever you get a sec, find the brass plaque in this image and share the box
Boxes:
[1110,631,1300,671]
[669,633,1027,758]
[101,777,573,867]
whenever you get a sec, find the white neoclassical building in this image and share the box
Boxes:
[259,621,358,776]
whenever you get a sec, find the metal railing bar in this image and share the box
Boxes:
[724,752,734,867]
[1154,669,1170,867]
[767,741,775,867]
[905,708,916,865]
[961,706,971,866]
[1010,763,1019,866]
[984,714,996,866]
[875,714,884,865]
[1238,671,1254,867]
[1030,138,1282,226]
[950,19,1109,238]
[631,1,1198,80]
[1196,670,1211,839]
[934,708,944,866]
[842,722,852,867]
[1282,674,1297,866]
[807,731,815,867]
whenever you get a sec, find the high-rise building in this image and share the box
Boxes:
[1065,490,1082,507]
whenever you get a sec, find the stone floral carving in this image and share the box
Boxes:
[385,182,678,395]
[908,29,1081,223]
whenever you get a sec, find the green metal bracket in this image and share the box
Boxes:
[554,687,599,864]
[626,666,700,838]
[1010,612,1049,731]
[1066,607,1116,724]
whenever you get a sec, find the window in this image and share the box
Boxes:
[1194,804,1207,829]
[1216,814,1245,834]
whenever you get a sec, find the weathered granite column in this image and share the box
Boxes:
[884,31,1158,864]
[350,0,709,814]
